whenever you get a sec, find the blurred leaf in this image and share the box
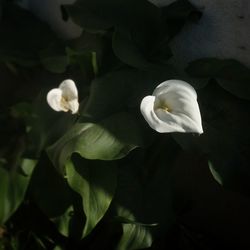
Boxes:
[66,0,160,68]
[162,0,202,39]
[66,154,117,237]
[112,28,152,69]
[0,158,36,225]
[186,58,250,100]
[39,46,69,73]
[47,112,143,173]
[65,0,159,31]
[10,102,34,120]
[163,0,201,20]
[0,3,58,67]
[65,47,95,77]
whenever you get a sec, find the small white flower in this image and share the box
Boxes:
[140,80,203,134]
[47,79,79,114]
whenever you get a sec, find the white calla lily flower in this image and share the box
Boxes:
[140,80,203,134]
[47,79,79,114]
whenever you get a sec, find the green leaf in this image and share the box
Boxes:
[47,112,143,173]
[65,154,117,237]
[52,206,74,237]
[0,159,36,225]
[39,46,69,73]
[65,0,160,31]
[186,58,250,100]
[173,83,250,196]
[112,28,153,69]
[117,223,153,250]
[28,154,72,218]
[0,3,58,67]
[112,137,178,248]
[208,161,223,186]
[27,92,76,157]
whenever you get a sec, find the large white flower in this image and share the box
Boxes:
[47,79,79,114]
[140,80,203,134]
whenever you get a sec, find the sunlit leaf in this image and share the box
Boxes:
[66,154,117,237]
[117,223,153,250]
[47,112,143,173]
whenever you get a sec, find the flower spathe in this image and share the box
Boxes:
[47,79,79,114]
[140,80,203,134]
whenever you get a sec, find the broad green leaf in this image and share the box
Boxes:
[0,159,36,225]
[66,0,160,68]
[47,112,143,173]
[65,154,117,237]
[186,58,250,100]
[114,207,155,250]
[112,137,178,248]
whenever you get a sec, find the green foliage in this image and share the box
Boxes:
[186,58,250,100]
[0,3,56,67]
[47,112,143,173]
[66,154,117,237]
[0,159,36,225]
[174,82,250,196]
[1,0,250,249]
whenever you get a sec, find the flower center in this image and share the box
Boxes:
[159,104,170,112]
[155,100,171,113]
[60,96,69,111]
